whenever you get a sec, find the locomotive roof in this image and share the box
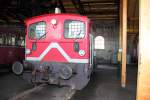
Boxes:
[24,13,89,24]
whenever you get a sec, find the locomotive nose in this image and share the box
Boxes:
[12,61,24,75]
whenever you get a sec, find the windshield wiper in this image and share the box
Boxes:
[38,34,46,40]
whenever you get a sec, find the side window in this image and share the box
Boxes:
[0,34,4,45]
[29,21,46,39]
[17,36,25,47]
[0,33,25,47]
[64,20,85,38]
[95,36,105,49]
[7,34,12,46]
[11,36,16,46]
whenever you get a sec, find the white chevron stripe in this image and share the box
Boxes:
[26,42,88,63]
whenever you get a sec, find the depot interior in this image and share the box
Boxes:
[0,0,145,100]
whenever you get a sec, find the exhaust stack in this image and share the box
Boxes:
[55,7,61,14]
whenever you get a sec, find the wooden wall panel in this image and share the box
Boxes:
[137,0,150,100]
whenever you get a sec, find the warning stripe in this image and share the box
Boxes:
[26,42,88,63]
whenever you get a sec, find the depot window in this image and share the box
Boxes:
[64,20,85,38]
[95,36,105,49]
[29,21,46,39]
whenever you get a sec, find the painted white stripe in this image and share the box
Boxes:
[26,42,88,63]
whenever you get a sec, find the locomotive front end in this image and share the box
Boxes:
[18,14,93,90]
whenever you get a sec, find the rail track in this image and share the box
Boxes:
[9,84,76,100]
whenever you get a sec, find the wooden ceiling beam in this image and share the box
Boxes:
[85,11,118,15]
[88,14,118,17]
[89,7,118,10]
[90,18,118,20]
[81,0,117,4]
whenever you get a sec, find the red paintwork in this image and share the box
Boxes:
[0,46,24,65]
[25,14,90,63]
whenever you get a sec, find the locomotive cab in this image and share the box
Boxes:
[13,14,94,90]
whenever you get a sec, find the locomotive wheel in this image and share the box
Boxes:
[59,65,72,80]
[12,61,24,75]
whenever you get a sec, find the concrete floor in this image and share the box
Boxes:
[71,64,137,100]
[0,64,137,100]
[0,73,33,100]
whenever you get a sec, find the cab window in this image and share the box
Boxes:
[64,20,85,38]
[29,21,46,39]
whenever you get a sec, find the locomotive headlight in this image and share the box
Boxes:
[25,48,31,54]
[51,19,57,25]
[79,50,85,56]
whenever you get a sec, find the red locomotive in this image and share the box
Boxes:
[13,13,94,90]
